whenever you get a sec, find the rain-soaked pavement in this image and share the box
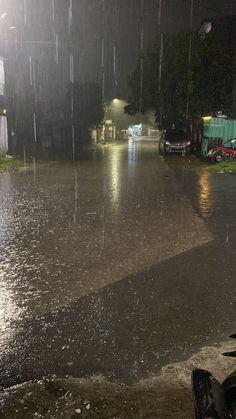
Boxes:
[0,138,235,387]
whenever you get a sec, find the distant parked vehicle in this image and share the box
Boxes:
[159,128,191,155]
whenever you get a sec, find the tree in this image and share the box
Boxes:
[125,30,235,128]
[64,81,104,148]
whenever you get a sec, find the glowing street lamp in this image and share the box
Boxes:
[111,98,121,140]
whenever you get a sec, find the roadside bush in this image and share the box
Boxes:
[0,149,6,163]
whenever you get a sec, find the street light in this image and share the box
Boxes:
[104,99,122,141]
[111,98,122,140]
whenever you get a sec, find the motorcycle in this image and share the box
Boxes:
[207,139,236,163]
[192,334,236,418]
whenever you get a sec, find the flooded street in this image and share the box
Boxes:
[0,140,235,387]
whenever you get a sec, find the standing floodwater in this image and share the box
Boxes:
[0,141,235,386]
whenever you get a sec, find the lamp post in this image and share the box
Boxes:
[112,98,119,140]
[105,98,121,141]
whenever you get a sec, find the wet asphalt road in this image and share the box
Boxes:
[0,139,235,387]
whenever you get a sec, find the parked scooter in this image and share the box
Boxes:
[207,139,236,163]
[192,334,236,418]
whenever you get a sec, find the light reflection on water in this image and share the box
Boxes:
[0,174,23,349]
[110,146,122,207]
[110,141,138,208]
[128,139,138,164]
[0,264,24,351]
[0,145,215,353]
[198,171,212,218]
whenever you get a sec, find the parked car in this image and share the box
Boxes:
[159,128,191,155]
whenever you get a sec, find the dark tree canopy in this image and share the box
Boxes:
[125,27,235,128]
[65,81,104,146]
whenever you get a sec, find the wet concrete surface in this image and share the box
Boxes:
[1,341,236,419]
[0,139,235,387]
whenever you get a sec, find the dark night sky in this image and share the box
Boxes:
[0,0,236,102]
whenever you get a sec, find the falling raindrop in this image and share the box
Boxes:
[186,0,194,121]
[23,0,28,27]
[158,0,162,29]
[33,113,37,142]
[23,145,27,174]
[52,0,55,23]
[158,33,164,125]
[32,61,36,90]
[113,45,117,88]
[69,53,74,83]
[101,37,105,104]
[69,51,75,160]
[29,56,33,86]
[68,0,73,35]
[72,125,75,162]
[73,169,78,224]
[55,33,59,64]
[33,157,37,183]
[101,204,105,248]
[226,224,229,243]
[71,87,74,122]
[139,0,144,116]
[112,1,119,94]
[70,49,75,161]
[157,0,163,127]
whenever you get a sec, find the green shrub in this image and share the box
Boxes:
[0,149,6,163]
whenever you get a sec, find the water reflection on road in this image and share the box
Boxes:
[164,153,236,240]
[198,171,212,218]
[0,141,236,386]
[0,143,211,333]
[0,174,25,351]
[110,145,122,207]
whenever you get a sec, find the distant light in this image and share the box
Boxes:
[9,26,16,30]
[2,109,7,115]
[1,12,7,19]
[198,21,212,39]
[112,98,121,106]
[202,116,212,122]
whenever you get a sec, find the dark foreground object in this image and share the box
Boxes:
[192,336,236,419]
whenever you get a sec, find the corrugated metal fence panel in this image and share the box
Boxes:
[222,119,236,145]
[201,137,209,156]
[206,118,225,138]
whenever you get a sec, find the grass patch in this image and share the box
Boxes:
[0,150,22,173]
[208,160,236,173]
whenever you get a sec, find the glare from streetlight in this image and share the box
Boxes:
[9,26,16,30]
[112,98,120,106]
[1,12,7,19]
